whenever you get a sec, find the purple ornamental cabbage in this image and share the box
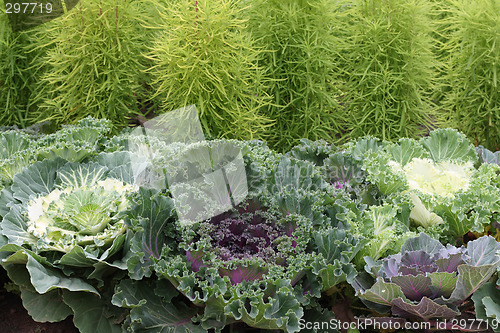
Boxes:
[354,233,500,324]
[186,200,286,285]
[119,152,363,333]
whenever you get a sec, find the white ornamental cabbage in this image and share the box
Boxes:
[362,129,500,239]
[1,152,138,255]
[26,178,134,252]
[403,158,473,197]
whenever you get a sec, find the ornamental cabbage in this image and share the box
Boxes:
[0,131,32,191]
[117,141,363,333]
[471,147,500,332]
[287,138,413,266]
[354,233,500,328]
[286,139,334,167]
[0,152,142,333]
[476,145,500,166]
[25,177,133,253]
[0,117,112,191]
[401,158,473,197]
[362,128,500,240]
[288,137,382,207]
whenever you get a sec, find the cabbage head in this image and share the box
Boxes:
[25,177,132,253]
[114,141,364,333]
[362,128,500,240]
[0,117,112,191]
[0,152,140,333]
[353,233,500,328]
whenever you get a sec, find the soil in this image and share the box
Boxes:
[0,268,79,333]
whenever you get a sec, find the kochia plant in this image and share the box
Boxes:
[354,233,500,328]
[0,3,34,128]
[28,0,148,129]
[441,0,500,150]
[245,0,348,152]
[145,0,272,141]
[340,0,441,142]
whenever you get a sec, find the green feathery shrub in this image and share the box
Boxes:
[0,0,35,127]
[341,0,441,142]
[426,0,453,104]
[28,0,149,131]
[245,0,348,152]
[441,0,500,150]
[145,0,272,141]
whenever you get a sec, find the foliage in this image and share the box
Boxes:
[472,280,500,332]
[340,0,442,142]
[0,0,36,127]
[3,120,500,332]
[361,128,500,241]
[0,151,148,333]
[112,278,207,333]
[286,139,335,167]
[245,0,348,152]
[27,0,148,130]
[313,137,412,267]
[119,140,364,332]
[441,0,500,150]
[145,0,272,141]
[354,233,500,327]
[476,146,500,167]
[2,0,500,327]
[0,117,112,191]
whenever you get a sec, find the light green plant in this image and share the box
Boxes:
[361,128,500,241]
[145,0,272,141]
[341,0,441,142]
[0,0,36,127]
[427,0,454,104]
[0,117,112,191]
[28,0,149,131]
[441,0,500,150]
[245,0,349,152]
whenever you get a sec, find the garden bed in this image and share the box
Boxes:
[0,117,499,333]
[1,0,499,332]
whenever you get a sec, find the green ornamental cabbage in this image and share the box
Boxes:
[0,152,142,333]
[362,128,500,240]
[25,177,133,253]
[0,117,112,191]
[305,137,415,265]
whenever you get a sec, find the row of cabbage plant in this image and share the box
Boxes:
[0,119,500,332]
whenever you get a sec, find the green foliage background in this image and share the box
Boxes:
[245,0,349,152]
[26,0,149,131]
[0,0,37,127]
[339,0,442,142]
[0,0,499,151]
[145,0,272,141]
[440,0,500,150]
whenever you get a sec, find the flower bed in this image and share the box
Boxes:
[0,117,500,332]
